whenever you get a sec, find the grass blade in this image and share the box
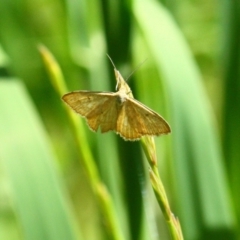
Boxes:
[0,80,78,240]
[133,0,235,238]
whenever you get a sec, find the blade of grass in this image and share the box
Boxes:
[0,44,9,67]
[133,0,235,238]
[221,1,240,238]
[0,79,78,240]
[67,0,133,237]
[39,45,126,240]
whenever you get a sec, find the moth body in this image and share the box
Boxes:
[116,92,127,105]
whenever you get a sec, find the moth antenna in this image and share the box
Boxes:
[106,54,117,69]
[126,58,148,82]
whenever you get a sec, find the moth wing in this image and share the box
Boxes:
[116,98,171,140]
[62,91,119,132]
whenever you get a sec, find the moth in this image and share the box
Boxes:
[62,57,171,141]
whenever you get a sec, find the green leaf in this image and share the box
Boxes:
[133,0,235,239]
[0,80,79,240]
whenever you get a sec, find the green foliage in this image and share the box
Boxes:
[0,0,239,239]
[0,80,78,240]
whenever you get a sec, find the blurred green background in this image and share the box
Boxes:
[0,0,239,239]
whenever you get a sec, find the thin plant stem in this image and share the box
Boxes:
[141,136,184,240]
[38,44,124,240]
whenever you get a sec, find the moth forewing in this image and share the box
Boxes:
[62,91,122,133]
[63,91,112,116]
[128,98,171,134]
[115,97,170,140]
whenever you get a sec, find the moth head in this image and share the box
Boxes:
[106,54,133,96]
[114,69,127,88]
[114,69,132,93]
[114,69,123,90]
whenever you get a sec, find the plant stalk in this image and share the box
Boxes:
[141,136,184,240]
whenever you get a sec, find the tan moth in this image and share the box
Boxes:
[62,56,171,140]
